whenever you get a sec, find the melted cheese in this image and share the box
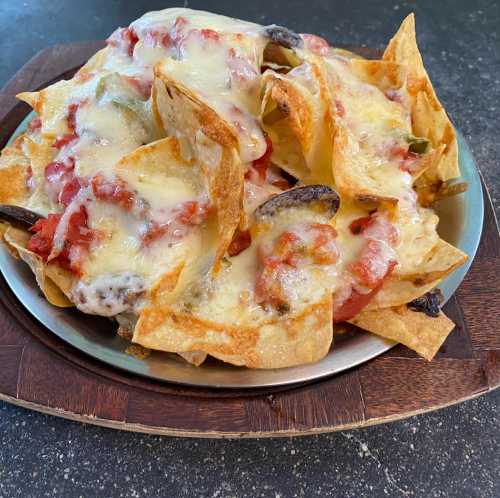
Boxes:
[14,8,451,327]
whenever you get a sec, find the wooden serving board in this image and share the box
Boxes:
[0,43,498,437]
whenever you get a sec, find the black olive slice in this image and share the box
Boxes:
[407,289,444,318]
[254,185,340,219]
[263,25,304,49]
[0,205,44,230]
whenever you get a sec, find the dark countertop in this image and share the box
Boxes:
[0,1,498,497]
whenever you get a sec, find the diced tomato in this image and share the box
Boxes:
[122,75,152,99]
[245,135,273,184]
[175,200,211,226]
[143,29,172,48]
[332,268,395,323]
[274,231,302,267]
[228,229,252,257]
[334,99,345,118]
[255,222,339,310]
[142,201,210,246]
[91,173,135,211]
[254,262,289,310]
[200,28,220,42]
[52,133,78,149]
[44,157,75,203]
[28,214,61,261]
[106,27,139,57]
[28,207,95,274]
[28,117,42,132]
[59,206,95,273]
[350,213,398,245]
[308,223,339,265]
[67,103,81,133]
[301,33,330,56]
[399,152,420,173]
[349,239,396,288]
[60,177,86,207]
[122,27,139,57]
[349,216,374,235]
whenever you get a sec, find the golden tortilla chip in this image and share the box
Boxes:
[350,59,408,95]
[331,126,399,211]
[134,295,333,369]
[153,68,243,271]
[3,226,73,307]
[383,13,459,184]
[0,134,30,205]
[260,60,334,185]
[397,238,467,285]
[367,277,441,310]
[178,351,208,366]
[349,305,455,360]
[18,79,77,138]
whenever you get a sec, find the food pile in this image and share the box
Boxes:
[0,9,467,368]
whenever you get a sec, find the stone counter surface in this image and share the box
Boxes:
[0,0,498,497]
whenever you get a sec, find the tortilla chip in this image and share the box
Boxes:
[367,277,441,310]
[398,238,467,285]
[153,68,243,271]
[331,126,399,211]
[260,60,334,185]
[134,294,333,369]
[178,351,208,366]
[383,13,459,183]
[349,305,455,360]
[3,226,73,307]
[350,59,408,95]
[0,134,30,205]
[18,79,77,138]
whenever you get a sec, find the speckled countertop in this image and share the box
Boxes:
[0,1,498,497]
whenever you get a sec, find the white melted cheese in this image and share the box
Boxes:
[17,8,447,324]
[326,56,440,273]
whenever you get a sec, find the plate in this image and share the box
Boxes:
[0,113,484,388]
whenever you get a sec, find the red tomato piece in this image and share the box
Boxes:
[334,99,345,117]
[175,200,211,225]
[52,133,78,149]
[143,29,172,48]
[91,173,135,211]
[58,206,95,273]
[106,27,139,57]
[228,230,252,257]
[245,135,273,185]
[44,157,75,203]
[349,239,396,288]
[122,27,139,56]
[200,28,220,42]
[60,177,86,207]
[67,103,81,132]
[141,201,210,246]
[333,260,396,322]
[308,223,339,265]
[349,216,374,235]
[28,214,62,260]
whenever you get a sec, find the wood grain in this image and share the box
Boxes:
[0,42,498,437]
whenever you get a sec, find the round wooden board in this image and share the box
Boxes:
[0,43,498,437]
